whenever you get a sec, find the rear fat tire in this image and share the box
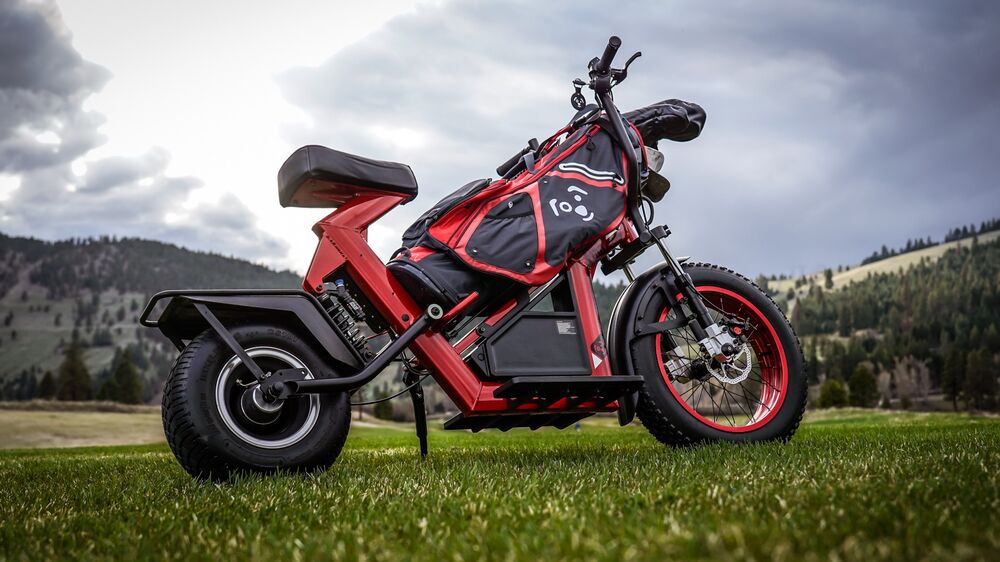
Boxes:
[162,324,351,481]
[634,263,807,445]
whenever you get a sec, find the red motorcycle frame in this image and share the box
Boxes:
[300,191,626,416]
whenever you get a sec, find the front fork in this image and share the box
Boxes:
[615,225,739,363]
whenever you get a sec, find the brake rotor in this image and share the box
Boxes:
[707,344,752,384]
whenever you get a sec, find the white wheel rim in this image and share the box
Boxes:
[214,346,321,449]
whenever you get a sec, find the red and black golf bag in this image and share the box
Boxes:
[388,99,705,310]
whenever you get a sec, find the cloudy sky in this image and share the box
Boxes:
[1,0,998,279]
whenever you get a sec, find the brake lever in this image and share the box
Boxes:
[612,51,642,84]
[611,51,642,86]
[623,51,642,71]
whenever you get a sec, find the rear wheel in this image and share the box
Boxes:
[634,263,806,445]
[162,323,351,480]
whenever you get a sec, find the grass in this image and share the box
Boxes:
[1,410,998,561]
[0,408,163,449]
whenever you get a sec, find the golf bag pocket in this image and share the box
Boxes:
[465,193,539,275]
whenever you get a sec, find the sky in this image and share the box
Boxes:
[1,0,998,279]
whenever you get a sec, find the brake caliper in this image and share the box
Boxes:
[702,319,752,385]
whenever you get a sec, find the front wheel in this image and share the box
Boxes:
[162,323,352,480]
[634,263,806,445]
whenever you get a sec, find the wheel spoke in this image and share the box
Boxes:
[734,383,759,423]
[721,383,754,423]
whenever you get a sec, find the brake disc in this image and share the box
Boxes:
[707,344,752,384]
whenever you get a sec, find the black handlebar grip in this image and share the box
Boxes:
[496,147,528,177]
[595,36,622,74]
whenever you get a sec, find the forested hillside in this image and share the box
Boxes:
[790,235,999,411]
[0,233,299,299]
[0,233,300,402]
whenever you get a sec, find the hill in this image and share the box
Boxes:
[0,233,300,401]
[770,229,1000,297]
[0,233,300,299]
[790,235,1000,411]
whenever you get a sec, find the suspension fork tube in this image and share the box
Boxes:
[652,235,714,340]
[622,264,635,282]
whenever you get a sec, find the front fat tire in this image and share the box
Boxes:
[634,263,807,446]
[162,324,351,481]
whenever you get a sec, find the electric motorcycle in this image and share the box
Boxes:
[141,37,806,480]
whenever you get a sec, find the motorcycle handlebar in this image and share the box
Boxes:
[594,36,621,74]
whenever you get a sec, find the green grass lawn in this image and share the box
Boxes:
[1,410,998,561]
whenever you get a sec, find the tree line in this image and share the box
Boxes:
[861,217,1000,266]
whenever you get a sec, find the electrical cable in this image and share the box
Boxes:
[349,373,431,406]
[640,194,655,227]
[349,349,431,406]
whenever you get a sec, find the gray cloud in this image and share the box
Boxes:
[0,0,109,172]
[3,150,288,261]
[279,0,1000,276]
[0,0,288,263]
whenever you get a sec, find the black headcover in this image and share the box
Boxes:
[625,99,706,147]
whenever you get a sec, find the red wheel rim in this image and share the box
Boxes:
[654,286,788,433]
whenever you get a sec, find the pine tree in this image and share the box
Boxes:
[807,337,820,384]
[111,352,143,404]
[963,350,997,411]
[96,372,118,402]
[985,324,1000,350]
[38,371,57,399]
[942,347,965,411]
[56,332,92,401]
[837,304,851,337]
[848,365,878,407]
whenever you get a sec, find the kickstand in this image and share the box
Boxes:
[406,372,428,458]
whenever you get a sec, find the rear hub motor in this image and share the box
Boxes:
[215,346,321,449]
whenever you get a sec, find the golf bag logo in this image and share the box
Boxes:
[548,185,594,222]
[557,162,624,184]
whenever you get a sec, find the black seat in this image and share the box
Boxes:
[277,145,418,208]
